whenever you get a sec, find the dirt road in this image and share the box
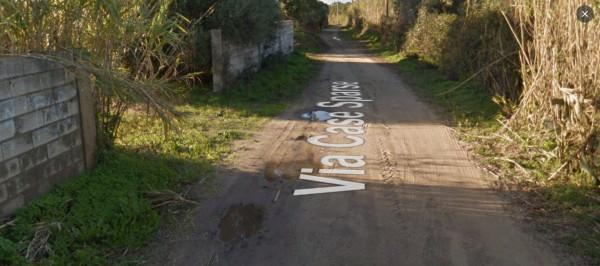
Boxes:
[145,28,569,266]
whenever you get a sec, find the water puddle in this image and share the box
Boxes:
[264,159,322,182]
[301,110,331,121]
[218,204,264,242]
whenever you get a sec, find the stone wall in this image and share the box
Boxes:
[211,20,294,92]
[0,56,96,217]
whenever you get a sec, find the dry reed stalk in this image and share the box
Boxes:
[504,0,600,182]
[0,0,190,145]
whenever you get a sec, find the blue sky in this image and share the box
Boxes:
[319,0,352,4]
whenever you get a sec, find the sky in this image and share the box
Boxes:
[319,0,352,4]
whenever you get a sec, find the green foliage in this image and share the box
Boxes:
[0,236,25,265]
[403,7,457,66]
[539,184,600,261]
[173,0,282,78]
[212,0,281,44]
[439,2,521,101]
[0,151,177,264]
[209,51,318,115]
[394,56,499,128]
[0,32,321,264]
[419,0,462,13]
[281,0,329,30]
[1,0,284,147]
[549,185,592,208]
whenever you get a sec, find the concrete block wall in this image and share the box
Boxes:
[0,56,96,216]
[212,20,294,92]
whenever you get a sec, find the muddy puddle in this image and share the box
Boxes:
[295,134,307,141]
[264,158,322,182]
[218,204,264,242]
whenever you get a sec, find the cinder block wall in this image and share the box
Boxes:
[211,20,294,92]
[0,56,96,216]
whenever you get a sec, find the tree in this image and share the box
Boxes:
[280,0,329,30]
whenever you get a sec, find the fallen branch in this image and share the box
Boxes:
[144,189,199,209]
[437,51,518,96]
[493,157,530,175]
[547,162,568,181]
[0,218,18,231]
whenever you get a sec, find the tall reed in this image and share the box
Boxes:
[508,0,600,182]
[0,0,190,146]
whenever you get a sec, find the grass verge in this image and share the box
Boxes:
[346,27,600,263]
[0,30,323,265]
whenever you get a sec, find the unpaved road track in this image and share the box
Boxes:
[145,29,571,266]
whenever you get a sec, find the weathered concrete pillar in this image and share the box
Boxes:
[75,70,96,170]
[209,21,294,92]
[211,29,225,92]
[281,20,294,54]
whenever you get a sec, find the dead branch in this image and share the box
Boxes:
[144,189,199,209]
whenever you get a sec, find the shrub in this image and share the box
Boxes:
[403,7,457,66]
[281,0,329,31]
[174,0,282,81]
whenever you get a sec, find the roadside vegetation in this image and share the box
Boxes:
[0,0,326,264]
[334,0,600,262]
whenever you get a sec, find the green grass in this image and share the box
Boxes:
[118,49,319,165]
[533,183,600,262]
[0,31,322,265]
[389,56,500,129]
[0,151,187,265]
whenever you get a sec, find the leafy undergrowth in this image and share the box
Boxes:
[347,28,600,263]
[0,32,321,265]
[118,48,319,164]
[0,151,191,265]
[388,56,500,129]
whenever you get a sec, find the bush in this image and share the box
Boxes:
[281,0,329,31]
[174,0,282,80]
[211,0,281,44]
[403,7,457,66]
[174,0,281,44]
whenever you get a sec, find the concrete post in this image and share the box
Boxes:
[75,70,97,170]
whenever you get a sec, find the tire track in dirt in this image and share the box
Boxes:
[375,133,405,218]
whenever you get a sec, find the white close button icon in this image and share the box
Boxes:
[577,5,594,23]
